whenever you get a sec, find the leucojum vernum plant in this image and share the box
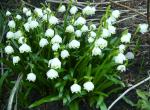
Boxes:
[2,1,149,110]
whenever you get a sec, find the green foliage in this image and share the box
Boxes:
[0,70,9,97]
[136,89,150,110]
[7,74,23,110]
[1,1,143,110]
[123,89,150,110]
[29,95,61,108]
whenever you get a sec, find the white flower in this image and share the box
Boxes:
[6,11,11,16]
[69,40,80,49]
[42,14,48,21]
[108,25,116,34]
[51,35,62,44]
[27,73,36,82]
[39,38,49,48]
[83,81,94,92]
[114,53,126,64]
[23,7,28,13]
[26,10,32,16]
[28,17,33,22]
[4,45,14,54]
[91,7,96,14]
[16,15,22,20]
[139,24,149,34]
[46,69,59,79]
[65,25,74,33]
[90,24,96,30]
[90,31,96,38]
[43,8,51,14]
[112,10,120,18]
[70,83,81,93]
[52,43,60,51]
[15,30,23,39]
[81,25,88,32]
[70,6,78,15]
[49,16,59,25]
[95,38,108,49]
[58,5,66,13]
[82,6,96,15]
[34,8,43,17]
[48,58,61,69]
[125,52,134,60]
[117,65,126,72]
[88,37,94,43]
[119,44,126,53]
[74,17,86,26]
[18,37,25,44]
[92,47,102,56]
[101,28,111,38]
[13,56,20,65]
[61,50,70,59]
[75,30,82,37]
[29,20,39,29]
[6,31,14,39]
[106,16,116,25]
[8,20,16,28]
[121,33,131,43]
[19,43,31,53]
[45,28,54,38]
[24,22,30,32]
[25,21,38,31]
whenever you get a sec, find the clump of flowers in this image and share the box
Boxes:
[3,2,149,110]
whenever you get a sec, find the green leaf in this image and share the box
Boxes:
[29,95,60,108]
[7,74,23,110]
[0,70,9,97]
[96,96,104,108]
[136,89,148,100]
[110,37,118,45]
[122,96,136,107]
[87,64,92,76]
[105,75,125,87]
[100,102,107,110]
[0,58,22,74]
[69,102,79,110]
[69,91,86,104]
[96,96,107,110]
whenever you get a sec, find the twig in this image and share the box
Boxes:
[147,0,150,26]
[88,12,147,23]
[46,0,132,5]
[116,12,147,23]
[21,0,36,8]
[46,0,84,7]
[96,9,146,13]
[95,12,147,26]
[108,70,150,110]
[110,0,147,18]
[130,44,150,47]
[77,0,132,5]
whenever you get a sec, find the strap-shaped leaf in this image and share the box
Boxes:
[96,96,108,110]
[69,101,79,110]
[7,74,23,110]
[28,95,61,108]
[0,70,9,97]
